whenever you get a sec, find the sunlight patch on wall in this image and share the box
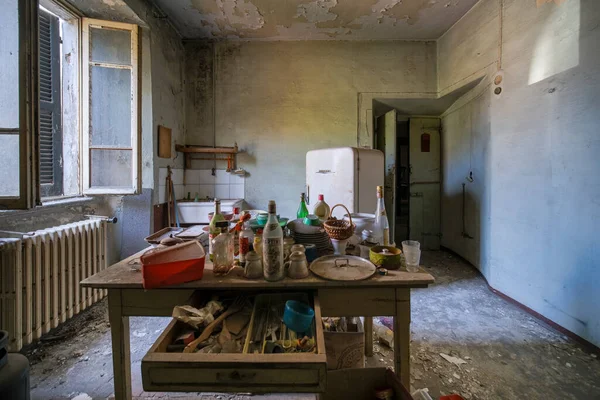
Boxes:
[528,0,579,85]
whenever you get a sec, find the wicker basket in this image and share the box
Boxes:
[324,204,355,241]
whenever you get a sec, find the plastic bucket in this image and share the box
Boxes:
[401,240,421,272]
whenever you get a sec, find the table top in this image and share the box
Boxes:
[81,247,434,290]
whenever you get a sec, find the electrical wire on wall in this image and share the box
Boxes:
[466,102,474,183]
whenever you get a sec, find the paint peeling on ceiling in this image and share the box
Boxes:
[150,0,480,40]
[536,0,567,7]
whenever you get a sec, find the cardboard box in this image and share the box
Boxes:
[323,317,365,370]
[322,368,414,400]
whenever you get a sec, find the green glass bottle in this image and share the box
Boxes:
[297,192,309,219]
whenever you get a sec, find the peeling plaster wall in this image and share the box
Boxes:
[439,0,600,346]
[185,40,436,216]
[122,0,186,190]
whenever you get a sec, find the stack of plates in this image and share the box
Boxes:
[287,219,332,253]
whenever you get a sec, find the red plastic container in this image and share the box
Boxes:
[141,241,206,289]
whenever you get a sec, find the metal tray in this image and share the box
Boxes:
[144,227,185,245]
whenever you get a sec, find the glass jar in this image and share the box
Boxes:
[212,221,234,275]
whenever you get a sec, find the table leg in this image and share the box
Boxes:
[364,317,373,357]
[394,288,411,388]
[108,289,132,400]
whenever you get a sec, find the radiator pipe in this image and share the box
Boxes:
[84,215,118,224]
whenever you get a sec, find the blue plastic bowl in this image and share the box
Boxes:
[283,300,315,333]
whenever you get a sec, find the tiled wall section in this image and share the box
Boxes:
[158,168,245,204]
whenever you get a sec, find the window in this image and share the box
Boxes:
[82,19,139,195]
[0,0,140,209]
[0,0,37,209]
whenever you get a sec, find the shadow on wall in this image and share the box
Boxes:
[443,0,600,345]
[441,84,492,278]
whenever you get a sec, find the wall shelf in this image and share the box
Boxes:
[175,144,240,170]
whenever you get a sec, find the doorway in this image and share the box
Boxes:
[396,119,410,243]
[375,108,441,249]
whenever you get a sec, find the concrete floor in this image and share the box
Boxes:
[24,250,600,399]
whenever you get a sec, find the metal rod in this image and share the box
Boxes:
[0,229,35,238]
[84,215,118,223]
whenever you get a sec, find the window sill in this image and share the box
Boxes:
[0,196,96,216]
[41,196,96,208]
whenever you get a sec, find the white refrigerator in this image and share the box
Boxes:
[306,147,384,218]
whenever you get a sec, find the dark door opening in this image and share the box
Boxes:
[396,119,410,243]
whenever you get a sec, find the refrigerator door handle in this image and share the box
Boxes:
[306,185,310,205]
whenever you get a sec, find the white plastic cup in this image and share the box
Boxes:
[402,240,421,272]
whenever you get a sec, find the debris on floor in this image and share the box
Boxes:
[22,250,600,400]
[439,353,468,367]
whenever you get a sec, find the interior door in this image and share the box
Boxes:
[409,118,441,249]
[375,110,396,242]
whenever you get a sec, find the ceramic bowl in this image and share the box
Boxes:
[287,219,325,235]
[256,213,269,225]
[344,213,375,233]
[283,300,314,333]
[303,214,321,226]
[256,213,280,225]
[369,245,402,269]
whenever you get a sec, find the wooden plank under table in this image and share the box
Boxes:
[81,247,434,400]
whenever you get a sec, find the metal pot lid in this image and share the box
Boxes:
[309,255,376,281]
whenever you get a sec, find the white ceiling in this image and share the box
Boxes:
[151,0,480,40]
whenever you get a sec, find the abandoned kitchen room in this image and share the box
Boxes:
[1,0,599,399]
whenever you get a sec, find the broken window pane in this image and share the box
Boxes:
[90,27,131,65]
[90,65,131,147]
[0,134,20,196]
[90,149,132,188]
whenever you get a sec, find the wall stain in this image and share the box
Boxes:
[315,0,380,29]
[536,0,567,7]
[383,0,436,25]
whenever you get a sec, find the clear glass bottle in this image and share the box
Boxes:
[212,221,234,275]
[238,219,254,266]
[263,200,284,281]
[374,186,390,246]
[312,194,330,221]
[297,193,309,219]
[208,198,225,261]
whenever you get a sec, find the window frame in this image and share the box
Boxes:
[81,18,139,195]
[0,0,39,210]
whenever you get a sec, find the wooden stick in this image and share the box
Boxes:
[183,298,245,353]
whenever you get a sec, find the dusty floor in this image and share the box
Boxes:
[24,250,600,399]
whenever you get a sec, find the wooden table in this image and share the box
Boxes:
[81,249,434,400]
